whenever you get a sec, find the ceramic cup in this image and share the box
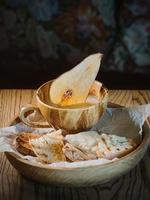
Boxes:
[19,80,108,133]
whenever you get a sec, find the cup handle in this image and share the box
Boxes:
[19,105,50,128]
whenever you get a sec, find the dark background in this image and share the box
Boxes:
[0,0,150,89]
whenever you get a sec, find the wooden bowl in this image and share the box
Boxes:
[5,106,150,187]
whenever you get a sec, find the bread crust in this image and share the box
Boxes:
[16,132,44,156]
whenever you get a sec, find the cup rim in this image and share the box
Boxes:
[36,80,108,111]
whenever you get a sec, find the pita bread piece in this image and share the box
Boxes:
[16,132,44,156]
[65,131,101,152]
[63,143,96,162]
[49,129,64,140]
[65,131,137,160]
[99,133,137,159]
[30,132,66,163]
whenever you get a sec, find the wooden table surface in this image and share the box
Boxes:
[0,90,150,200]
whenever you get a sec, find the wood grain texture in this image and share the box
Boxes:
[19,81,108,133]
[0,90,150,199]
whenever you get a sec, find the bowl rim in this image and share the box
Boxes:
[5,119,150,171]
[36,80,108,111]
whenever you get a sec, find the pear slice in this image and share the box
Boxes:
[50,53,103,106]
[88,81,102,100]
[86,81,102,104]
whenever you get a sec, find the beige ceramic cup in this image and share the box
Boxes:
[20,80,108,133]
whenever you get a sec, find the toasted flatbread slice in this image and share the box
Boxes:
[65,131,101,152]
[95,138,111,158]
[100,133,137,159]
[16,144,35,156]
[30,133,66,163]
[16,132,44,156]
[63,143,96,162]
[65,131,137,160]
[16,132,43,143]
[49,129,64,140]
[16,130,64,157]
